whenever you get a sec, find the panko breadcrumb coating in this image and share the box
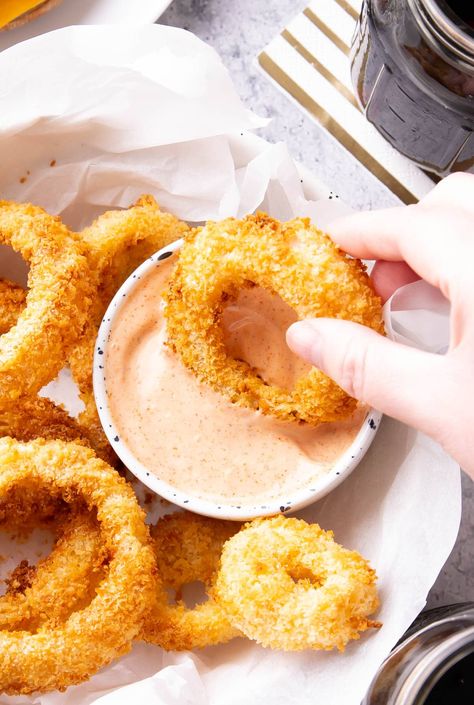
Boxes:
[79,194,189,306]
[0,285,111,457]
[69,195,189,461]
[142,512,241,651]
[0,396,115,464]
[165,214,384,425]
[0,508,105,632]
[0,198,188,465]
[0,279,25,334]
[0,202,93,403]
[0,278,115,464]
[0,438,156,695]
[214,516,380,651]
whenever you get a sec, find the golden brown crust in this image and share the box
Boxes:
[0,395,116,465]
[0,507,105,632]
[0,274,115,464]
[69,195,189,451]
[0,438,156,695]
[79,195,189,306]
[0,201,93,403]
[165,213,384,425]
[1,0,63,32]
[214,516,381,651]
[0,279,25,334]
[0,198,187,466]
[142,512,240,651]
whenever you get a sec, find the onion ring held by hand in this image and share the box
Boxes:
[0,437,155,695]
[0,202,93,402]
[165,214,383,425]
[142,512,240,651]
[214,516,380,651]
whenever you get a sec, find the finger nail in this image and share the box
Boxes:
[286,321,322,366]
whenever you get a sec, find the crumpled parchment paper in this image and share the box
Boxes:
[0,24,460,705]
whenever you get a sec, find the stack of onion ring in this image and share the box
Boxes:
[0,437,156,695]
[0,197,188,465]
[0,200,383,696]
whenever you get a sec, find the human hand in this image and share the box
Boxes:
[287,173,474,477]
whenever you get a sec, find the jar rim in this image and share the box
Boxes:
[396,625,474,704]
[409,0,474,70]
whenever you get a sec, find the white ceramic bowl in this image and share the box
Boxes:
[94,240,382,521]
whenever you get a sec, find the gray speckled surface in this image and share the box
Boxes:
[160,0,473,608]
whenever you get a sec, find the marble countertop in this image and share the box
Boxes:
[161,0,474,608]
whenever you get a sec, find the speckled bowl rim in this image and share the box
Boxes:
[94,239,383,521]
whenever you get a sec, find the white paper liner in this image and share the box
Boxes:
[0,24,460,705]
[384,280,450,354]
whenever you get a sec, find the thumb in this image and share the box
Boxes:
[286,318,448,437]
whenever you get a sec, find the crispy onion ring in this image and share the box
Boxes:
[0,202,93,403]
[214,516,380,651]
[0,438,155,695]
[142,512,240,651]
[0,280,105,455]
[165,214,383,424]
[0,283,113,458]
[0,279,25,334]
[0,396,115,464]
[0,507,105,632]
[0,281,114,459]
[69,196,189,461]
[79,194,189,305]
[0,199,187,463]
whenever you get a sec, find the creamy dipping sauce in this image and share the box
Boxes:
[105,255,366,505]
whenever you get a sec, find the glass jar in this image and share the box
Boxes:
[362,603,474,704]
[350,1,474,175]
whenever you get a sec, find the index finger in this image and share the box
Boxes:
[327,205,473,296]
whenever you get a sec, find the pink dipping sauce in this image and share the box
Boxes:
[105,256,366,506]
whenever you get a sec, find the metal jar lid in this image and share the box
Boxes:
[408,0,474,72]
[396,625,474,704]
[362,605,474,704]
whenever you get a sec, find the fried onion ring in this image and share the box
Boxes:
[69,196,189,460]
[0,202,93,402]
[142,512,240,651]
[0,277,116,462]
[0,507,105,632]
[0,279,25,334]
[0,438,155,695]
[0,278,115,460]
[214,516,380,651]
[79,194,189,306]
[165,214,383,425]
[0,396,115,464]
